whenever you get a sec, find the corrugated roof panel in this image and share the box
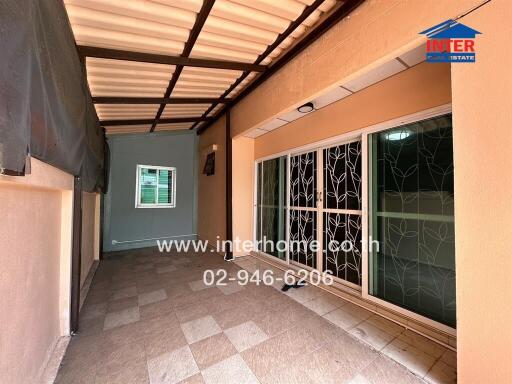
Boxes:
[147,0,203,14]
[155,122,194,131]
[90,84,168,93]
[180,67,242,82]
[66,4,190,42]
[65,0,198,28]
[161,104,211,118]
[196,31,267,55]
[172,88,224,97]
[191,42,258,63]
[72,24,184,55]
[105,124,152,134]
[86,57,174,73]
[88,77,169,87]
[174,79,229,92]
[95,104,160,110]
[202,15,277,45]
[229,0,305,20]
[91,90,165,97]
[64,0,350,127]
[210,0,294,33]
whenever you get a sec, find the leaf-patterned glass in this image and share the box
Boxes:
[289,151,317,268]
[322,141,362,285]
[369,114,456,328]
[290,152,317,208]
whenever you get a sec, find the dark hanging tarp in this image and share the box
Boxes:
[0,0,105,192]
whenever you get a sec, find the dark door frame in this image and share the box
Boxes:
[70,175,82,333]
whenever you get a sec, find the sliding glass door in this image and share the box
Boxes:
[368,114,456,327]
[289,151,317,269]
[322,141,363,286]
[254,108,455,330]
[255,156,287,260]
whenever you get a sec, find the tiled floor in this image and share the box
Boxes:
[55,249,456,384]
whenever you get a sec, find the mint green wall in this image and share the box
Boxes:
[103,130,197,252]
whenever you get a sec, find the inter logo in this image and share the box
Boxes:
[420,19,481,63]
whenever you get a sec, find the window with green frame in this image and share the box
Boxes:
[136,165,176,208]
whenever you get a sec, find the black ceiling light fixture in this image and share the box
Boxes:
[297,102,315,113]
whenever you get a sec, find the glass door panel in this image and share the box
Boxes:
[289,151,317,268]
[256,156,287,260]
[368,114,456,327]
[322,141,363,285]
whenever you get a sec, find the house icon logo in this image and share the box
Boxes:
[420,19,481,63]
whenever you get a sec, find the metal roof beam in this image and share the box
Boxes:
[77,45,265,72]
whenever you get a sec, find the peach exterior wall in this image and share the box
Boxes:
[198,115,226,244]
[231,0,483,137]
[232,137,255,256]
[254,62,451,158]
[451,1,512,383]
[0,159,73,384]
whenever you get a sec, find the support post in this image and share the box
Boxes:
[225,109,233,260]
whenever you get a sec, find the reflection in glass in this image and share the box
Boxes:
[369,114,456,327]
[256,157,287,260]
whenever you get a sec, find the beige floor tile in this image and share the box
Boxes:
[213,305,264,330]
[181,315,222,344]
[350,320,397,351]
[224,321,269,352]
[284,285,323,303]
[341,302,374,321]
[142,313,180,336]
[382,338,437,377]
[440,349,457,368]
[144,325,188,359]
[147,346,199,384]
[110,285,138,301]
[175,301,212,323]
[96,341,146,377]
[190,333,237,370]
[101,321,146,350]
[139,298,175,320]
[315,332,379,380]
[108,296,139,313]
[357,355,426,384]
[302,293,345,315]
[139,289,168,306]
[260,365,315,384]
[365,315,405,337]
[241,325,318,378]
[425,360,457,384]
[397,330,447,359]
[254,302,310,336]
[202,354,259,384]
[178,373,205,384]
[103,306,140,330]
[56,251,448,384]
[80,302,108,321]
[189,280,211,292]
[157,265,178,274]
[95,360,149,384]
[323,307,364,330]
[217,281,245,295]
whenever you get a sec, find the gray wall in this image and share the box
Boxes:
[103,130,197,252]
